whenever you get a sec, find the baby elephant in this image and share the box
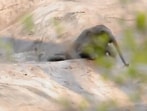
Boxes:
[48,25,129,66]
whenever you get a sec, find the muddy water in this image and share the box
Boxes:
[0,37,69,62]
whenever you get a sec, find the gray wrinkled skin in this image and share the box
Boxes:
[48,25,129,66]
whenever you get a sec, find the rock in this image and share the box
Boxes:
[0,60,132,111]
[0,0,147,111]
[0,0,53,31]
